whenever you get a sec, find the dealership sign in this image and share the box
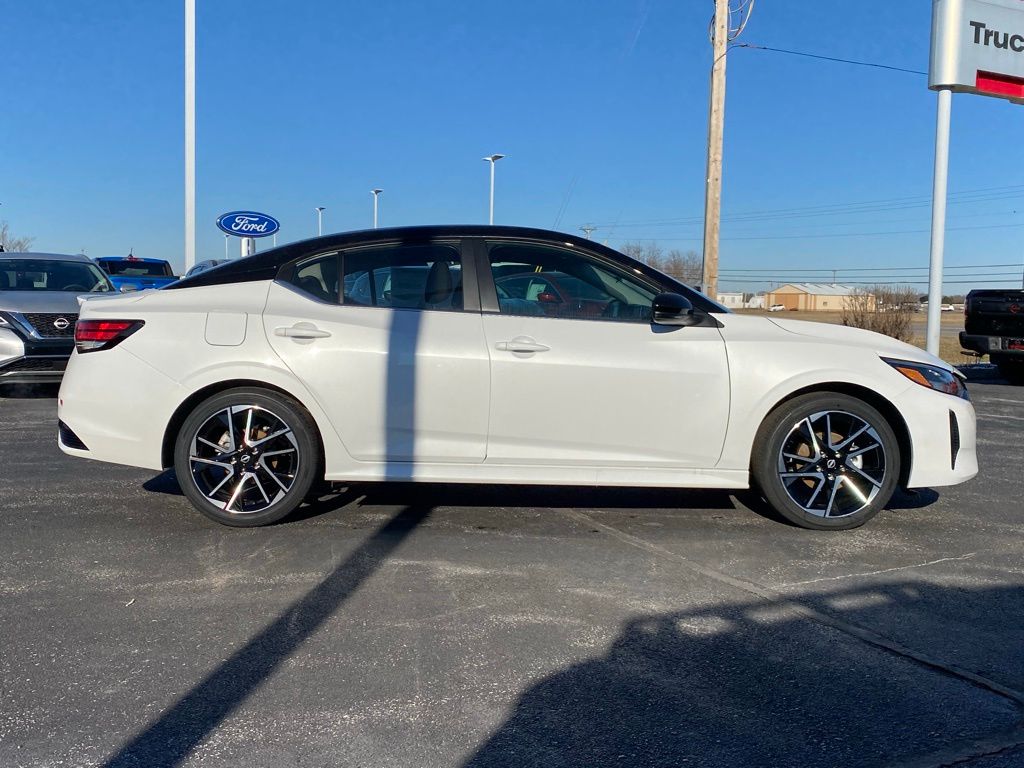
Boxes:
[216,211,280,238]
[931,0,1024,102]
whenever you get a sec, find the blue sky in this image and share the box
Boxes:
[2,0,1023,290]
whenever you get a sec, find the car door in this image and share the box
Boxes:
[263,239,490,465]
[479,239,730,468]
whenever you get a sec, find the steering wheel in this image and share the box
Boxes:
[63,284,89,292]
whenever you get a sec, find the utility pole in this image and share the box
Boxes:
[701,0,729,300]
[580,224,596,239]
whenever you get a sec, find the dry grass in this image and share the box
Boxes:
[734,309,972,366]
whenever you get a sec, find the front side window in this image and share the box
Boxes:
[342,243,463,311]
[488,242,656,322]
[0,259,113,292]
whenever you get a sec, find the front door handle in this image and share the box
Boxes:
[495,336,550,353]
[275,324,331,339]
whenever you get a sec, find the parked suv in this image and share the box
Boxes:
[0,253,115,384]
[94,255,178,292]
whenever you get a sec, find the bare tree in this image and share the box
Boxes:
[663,249,702,286]
[620,243,701,286]
[0,222,34,252]
[841,285,917,342]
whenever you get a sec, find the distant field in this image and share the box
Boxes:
[733,308,974,365]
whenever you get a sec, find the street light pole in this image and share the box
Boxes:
[482,154,505,224]
[580,224,596,239]
[371,189,383,228]
[315,206,326,237]
[224,234,228,259]
[184,0,196,272]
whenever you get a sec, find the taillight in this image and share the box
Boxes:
[74,320,144,353]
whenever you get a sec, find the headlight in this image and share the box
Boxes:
[884,358,969,400]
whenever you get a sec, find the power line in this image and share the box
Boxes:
[720,263,1024,273]
[593,185,1024,229]
[734,43,928,76]
[609,221,1024,243]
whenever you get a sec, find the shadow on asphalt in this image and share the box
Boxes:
[102,503,434,768]
[0,382,60,399]
[144,474,942,528]
[463,581,1024,768]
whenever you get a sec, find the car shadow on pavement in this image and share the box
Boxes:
[0,382,60,399]
[101,503,433,768]
[462,580,1024,768]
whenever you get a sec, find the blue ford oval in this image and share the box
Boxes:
[216,211,280,238]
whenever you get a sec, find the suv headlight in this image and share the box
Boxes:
[884,358,969,400]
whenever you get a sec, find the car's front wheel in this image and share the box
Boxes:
[173,387,320,527]
[752,392,901,530]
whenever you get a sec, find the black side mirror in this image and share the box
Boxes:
[652,292,700,326]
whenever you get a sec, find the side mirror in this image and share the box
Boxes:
[652,292,700,326]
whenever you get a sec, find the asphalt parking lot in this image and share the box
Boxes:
[1,370,1023,768]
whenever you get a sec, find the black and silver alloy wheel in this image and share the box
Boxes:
[753,392,900,530]
[189,405,300,514]
[777,410,885,519]
[174,387,320,526]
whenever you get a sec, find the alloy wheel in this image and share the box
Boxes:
[776,409,886,519]
[188,404,300,514]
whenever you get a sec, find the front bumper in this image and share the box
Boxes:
[0,329,73,384]
[893,384,978,489]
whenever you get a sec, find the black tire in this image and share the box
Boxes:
[173,387,321,527]
[751,392,901,531]
[993,356,1024,385]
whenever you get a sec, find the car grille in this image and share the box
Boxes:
[0,357,68,373]
[22,312,78,338]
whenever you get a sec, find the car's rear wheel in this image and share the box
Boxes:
[173,387,320,527]
[752,392,901,530]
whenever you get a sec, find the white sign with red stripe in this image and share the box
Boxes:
[931,0,1024,102]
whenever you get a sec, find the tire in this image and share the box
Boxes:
[993,356,1024,385]
[751,392,901,531]
[173,387,321,527]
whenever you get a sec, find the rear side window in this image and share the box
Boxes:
[342,243,463,312]
[286,253,341,303]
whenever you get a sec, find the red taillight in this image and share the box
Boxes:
[74,320,144,352]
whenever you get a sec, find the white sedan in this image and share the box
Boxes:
[57,226,977,530]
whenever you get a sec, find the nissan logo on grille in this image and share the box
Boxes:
[53,317,71,331]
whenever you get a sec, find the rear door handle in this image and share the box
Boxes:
[275,324,331,339]
[495,337,550,353]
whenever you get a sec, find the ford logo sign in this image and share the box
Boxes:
[216,211,280,238]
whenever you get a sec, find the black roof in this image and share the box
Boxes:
[169,224,720,312]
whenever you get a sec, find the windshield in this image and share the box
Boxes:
[0,259,114,292]
[99,259,173,277]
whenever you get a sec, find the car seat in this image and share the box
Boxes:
[423,261,454,308]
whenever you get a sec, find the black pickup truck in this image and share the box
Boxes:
[960,289,1024,383]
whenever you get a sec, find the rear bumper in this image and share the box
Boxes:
[58,346,180,470]
[960,332,1024,358]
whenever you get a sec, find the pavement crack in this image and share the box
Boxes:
[563,509,1024,712]
[777,553,977,587]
